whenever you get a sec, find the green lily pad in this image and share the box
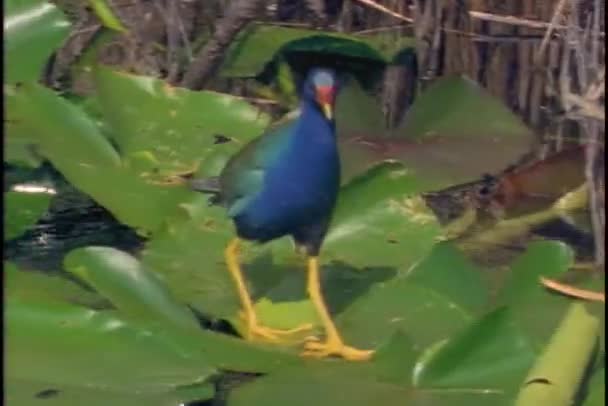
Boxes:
[5,137,43,168]
[335,76,386,137]
[5,262,105,308]
[64,246,200,330]
[228,356,509,406]
[360,75,535,188]
[324,162,442,268]
[585,368,605,406]
[6,378,214,406]
[221,24,411,78]
[7,81,199,233]
[494,241,576,349]
[414,308,536,390]
[6,298,216,394]
[5,190,52,240]
[405,242,488,315]
[5,0,70,84]
[92,66,271,180]
[397,76,533,140]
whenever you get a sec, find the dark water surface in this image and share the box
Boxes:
[5,164,144,272]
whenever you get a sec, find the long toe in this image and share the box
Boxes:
[244,316,314,342]
[301,338,374,361]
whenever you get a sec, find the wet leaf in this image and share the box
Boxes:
[7,81,196,233]
[228,359,509,406]
[5,190,52,240]
[6,298,217,394]
[5,262,105,307]
[495,241,580,350]
[93,66,270,180]
[324,162,442,268]
[415,308,536,390]
[397,76,532,140]
[220,24,411,78]
[5,0,70,83]
[6,378,214,406]
[64,246,200,331]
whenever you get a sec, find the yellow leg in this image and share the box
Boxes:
[301,256,374,361]
[225,238,312,341]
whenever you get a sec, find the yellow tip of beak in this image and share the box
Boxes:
[322,103,333,121]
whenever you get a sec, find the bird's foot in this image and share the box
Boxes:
[241,312,313,342]
[301,336,374,361]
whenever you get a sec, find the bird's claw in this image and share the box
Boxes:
[301,336,374,361]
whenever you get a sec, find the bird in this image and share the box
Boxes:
[190,68,373,361]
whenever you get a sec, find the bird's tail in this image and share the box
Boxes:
[188,176,223,205]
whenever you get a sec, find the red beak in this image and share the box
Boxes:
[316,86,335,120]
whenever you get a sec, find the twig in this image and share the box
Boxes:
[565,94,605,120]
[535,0,569,65]
[351,0,605,35]
[540,277,605,302]
[352,0,413,23]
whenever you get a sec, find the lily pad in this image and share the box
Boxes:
[334,76,536,189]
[64,246,200,331]
[6,378,214,406]
[228,355,509,406]
[414,308,536,390]
[6,298,217,394]
[6,81,197,233]
[5,262,105,308]
[5,190,52,241]
[324,161,442,268]
[5,0,71,84]
[92,66,271,180]
[494,241,576,349]
[220,24,413,78]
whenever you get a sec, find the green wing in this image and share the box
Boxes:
[219,120,294,217]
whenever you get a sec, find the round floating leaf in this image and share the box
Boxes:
[335,77,386,138]
[93,66,270,180]
[323,161,442,269]
[398,76,533,140]
[6,378,214,406]
[5,190,52,241]
[404,242,488,315]
[6,298,216,394]
[5,0,71,84]
[374,75,536,188]
[5,262,105,307]
[414,308,536,391]
[64,246,200,331]
[494,241,576,349]
[228,359,509,406]
[220,24,413,78]
[7,81,197,233]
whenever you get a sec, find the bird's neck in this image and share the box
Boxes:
[295,99,335,143]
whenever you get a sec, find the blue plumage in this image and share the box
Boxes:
[218,68,340,254]
[191,68,374,360]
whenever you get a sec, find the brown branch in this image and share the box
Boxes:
[180,0,266,90]
[351,0,605,35]
[540,277,605,302]
[534,0,569,65]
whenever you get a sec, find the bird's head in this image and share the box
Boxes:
[303,68,338,121]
